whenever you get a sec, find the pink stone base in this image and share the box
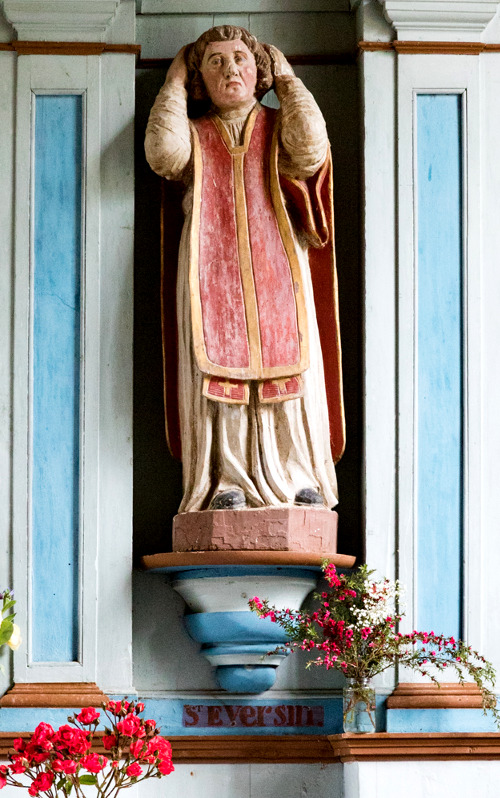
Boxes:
[172,506,338,554]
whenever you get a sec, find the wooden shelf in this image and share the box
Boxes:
[2,733,500,763]
[142,550,356,570]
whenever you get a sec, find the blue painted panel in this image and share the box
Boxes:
[32,95,83,662]
[416,94,463,639]
[387,708,496,733]
[3,697,493,735]
[0,700,343,736]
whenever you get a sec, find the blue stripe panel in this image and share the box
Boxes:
[416,94,463,639]
[387,708,495,733]
[32,94,83,662]
[0,696,392,735]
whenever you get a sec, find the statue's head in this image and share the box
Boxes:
[186,25,273,109]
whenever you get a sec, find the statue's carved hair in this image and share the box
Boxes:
[186,25,273,102]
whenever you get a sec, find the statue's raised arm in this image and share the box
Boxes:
[145,25,344,515]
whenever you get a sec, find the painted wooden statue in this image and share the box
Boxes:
[145,26,344,513]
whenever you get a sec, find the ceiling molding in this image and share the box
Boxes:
[2,0,120,42]
[378,0,500,41]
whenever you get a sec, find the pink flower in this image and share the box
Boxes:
[10,757,27,774]
[135,703,145,714]
[126,763,143,778]
[76,707,100,725]
[0,766,8,789]
[103,734,117,751]
[52,760,77,775]
[117,714,142,737]
[80,754,107,773]
[31,724,55,752]
[130,739,146,759]
[32,772,54,794]
[158,757,174,775]
[53,725,91,755]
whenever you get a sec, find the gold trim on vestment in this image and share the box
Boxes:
[268,126,309,374]
[202,375,250,405]
[188,122,210,374]
[232,150,262,373]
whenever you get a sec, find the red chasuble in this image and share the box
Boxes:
[161,104,345,464]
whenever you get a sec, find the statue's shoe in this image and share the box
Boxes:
[210,489,246,510]
[294,487,325,506]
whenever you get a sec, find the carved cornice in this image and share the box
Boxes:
[387,682,485,709]
[329,733,500,761]
[0,682,109,708]
[2,0,120,42]
[378,0,500,41]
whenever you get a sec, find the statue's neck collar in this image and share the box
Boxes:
[212,100,260,122]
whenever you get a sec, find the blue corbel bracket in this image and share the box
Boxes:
[141,552,355,694]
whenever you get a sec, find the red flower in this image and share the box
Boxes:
[29,772,54,795]
[76,707,100,725]
[126,763,142,778]
[158,757,174,775]
[102,734,117,751]
[117,714,141,737]
[80,754,107,774]
[135,703,145,714]
[0,765,8,789]
[10,756,27,774]
[52,759,77,775]
[53,726,91,756]
[129,740,145,759]
[30,724,55,752]
[12,739,25,753]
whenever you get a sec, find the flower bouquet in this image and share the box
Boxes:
[250,563,499,732]
[0,700,174,797]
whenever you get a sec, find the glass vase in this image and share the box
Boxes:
[343,677,376,733]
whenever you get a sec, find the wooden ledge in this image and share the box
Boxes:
[0,683,109,708]
[329,733,500,761]
[142,550,356,570]
[0,41,140,56]
[387,682,485,709]
[1,733,500,762]
[0,734,335,763]
[358,40,500,55]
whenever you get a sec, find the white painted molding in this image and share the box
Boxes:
[379,0,499,41]
[3,0,120,42]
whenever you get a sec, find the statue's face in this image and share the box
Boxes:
[200,39,258,112]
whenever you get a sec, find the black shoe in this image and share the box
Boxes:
[294,487,325,507]
[210,489,246,510]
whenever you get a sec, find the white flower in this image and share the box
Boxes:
[7,623,22,651]
[351,578,403,629]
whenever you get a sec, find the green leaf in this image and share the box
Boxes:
[64,781,73,795]
[78,775,98,785]
[2,601,16,613]
[0,620,14,645]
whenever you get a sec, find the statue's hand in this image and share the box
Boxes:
[165,45,189,87]
[267,45,294,79]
